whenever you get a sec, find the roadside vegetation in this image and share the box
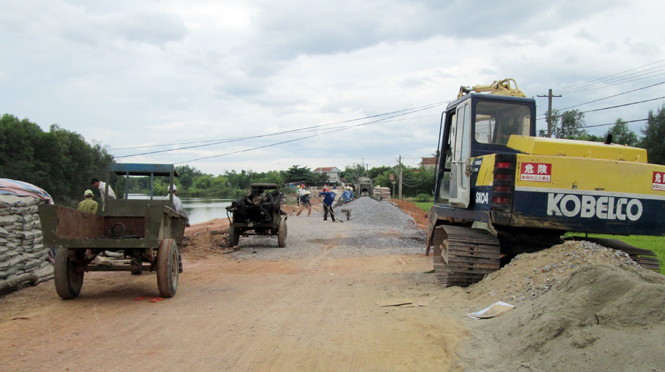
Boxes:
[538,104,665,165]
[413,202,433,213]
[0,114,113,205]
[2,104,665,204]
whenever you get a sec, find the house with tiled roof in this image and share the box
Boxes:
[313,166,342,183]
[420,157,438,170]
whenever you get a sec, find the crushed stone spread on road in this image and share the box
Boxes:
[334,197,415,227]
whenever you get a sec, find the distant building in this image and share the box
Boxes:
[421,157,438,170]
[313,166,342,183]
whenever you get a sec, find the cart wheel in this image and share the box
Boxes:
[228,228,240,247]
[277,219,287,248]
[157,239,179,298]
[54,247,84,300]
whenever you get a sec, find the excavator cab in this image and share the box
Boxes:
[435,92,536,208]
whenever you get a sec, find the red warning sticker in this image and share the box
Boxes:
[653,171,665,191]
[520,163,551,182]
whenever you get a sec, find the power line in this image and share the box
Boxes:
[111,138,233,151]
[580,118,648,129]
[113,102,445,158]
[559,64,665,94]
[561,69,665,95]
[556,58,665,94]
[536,94,665,121]
[178,104,441,164]
[537,81,665,117]
[583,95,665,113]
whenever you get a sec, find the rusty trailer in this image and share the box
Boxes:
[38,163,187,300]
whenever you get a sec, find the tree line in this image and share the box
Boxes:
[540,104,665,164]
[0,114,113,205]
[121,164,332,199]
[120,162,436,200]
[2,105,664,205]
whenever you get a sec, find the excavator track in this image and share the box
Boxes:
[432,225,501,287]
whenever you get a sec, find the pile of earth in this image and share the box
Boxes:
[181,218,231,259]
[454,241,665,371]
[391,199,428,229]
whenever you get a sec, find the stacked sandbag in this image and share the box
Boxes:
[0,194,53,293]
[373,186,391,202]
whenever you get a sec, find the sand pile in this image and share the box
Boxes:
[466,240,641,304]
[461,264,665,371]
[457,240,665,371]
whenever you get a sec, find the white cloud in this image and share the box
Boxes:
[0,0,663,176]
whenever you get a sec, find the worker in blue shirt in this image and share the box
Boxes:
[341,187,354,202]
[318,190,337,222]
[334,186,355,208]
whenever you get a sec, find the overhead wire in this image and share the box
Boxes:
[536,81,665,117]
[559,68,665,95]
[579,118,648,129]
[582,95,665,113]
[177,103,444,164]
[113,101,446,156]
[535,94,665,122]
[556,58,665,95]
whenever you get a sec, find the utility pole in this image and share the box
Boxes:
[537,89,561,137]
[398,155,403,200]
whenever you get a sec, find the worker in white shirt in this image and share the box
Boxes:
[90,177,116,210]
[168,185,190,227]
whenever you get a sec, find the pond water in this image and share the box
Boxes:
[126,194,232,225]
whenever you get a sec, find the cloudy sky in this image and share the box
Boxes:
[2,0,664,174]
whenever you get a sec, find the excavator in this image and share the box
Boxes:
[426,79,663,287]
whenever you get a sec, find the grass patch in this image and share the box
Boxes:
[567,233,665,275]
[414,202,433,213]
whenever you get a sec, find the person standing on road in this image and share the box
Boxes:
[77,189,98,214]
[318,189,336,222]
[296,191,312,217]
[296,185,303,207]
[90,177,116,210]
[168,185,190,227]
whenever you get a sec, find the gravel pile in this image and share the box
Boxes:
[333,197,415,228]
[467,240,642,303]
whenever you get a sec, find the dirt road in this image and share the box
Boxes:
[0,212,467,371]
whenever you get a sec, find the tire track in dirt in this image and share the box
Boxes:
[0,218,465,372]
